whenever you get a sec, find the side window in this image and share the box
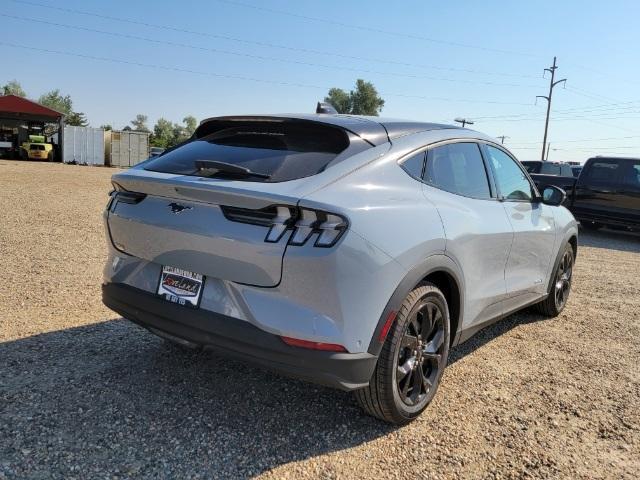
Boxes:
[622,161,640,189]
[485,145,534,201]
[400,151,425,180]
[424,142,491,199]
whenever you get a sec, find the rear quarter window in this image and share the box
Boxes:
[143,120,364,182]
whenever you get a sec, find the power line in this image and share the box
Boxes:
[0,13,544,89]
[564,86,619,103]
[212,0,540,57]
[7,0,540,80]
[470,101,640,120]
[0,41,535,106]
[509,135,640,145]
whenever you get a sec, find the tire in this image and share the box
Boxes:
[534,243,574,317]
[355,283,450,424]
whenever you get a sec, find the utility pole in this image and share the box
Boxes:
[454,117,474,128]
[545,142,551,161]
[536,56,566,161]
[496,135,509,144]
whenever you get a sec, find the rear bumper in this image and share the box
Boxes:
[102,282,377,390]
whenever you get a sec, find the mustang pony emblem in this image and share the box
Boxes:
[168,202,192,214]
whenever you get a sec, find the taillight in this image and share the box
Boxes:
[222,205,348,248]
[109,182,146,205]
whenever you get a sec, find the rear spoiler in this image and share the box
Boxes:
[194,115,389,146]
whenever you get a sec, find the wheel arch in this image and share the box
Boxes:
[367,254,464,356]
[546,228,578,295]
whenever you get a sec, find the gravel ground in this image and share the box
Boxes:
[1,160,639,479]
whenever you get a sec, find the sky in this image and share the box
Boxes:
[2,0,639,162]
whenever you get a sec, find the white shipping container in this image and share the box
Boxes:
[63,126,105,165]
[106,130,150,167]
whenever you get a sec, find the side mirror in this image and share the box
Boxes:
[540,185,566,206]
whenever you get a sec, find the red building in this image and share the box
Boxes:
[0,95,64,160]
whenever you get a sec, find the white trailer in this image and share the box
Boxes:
[63,126,105,165]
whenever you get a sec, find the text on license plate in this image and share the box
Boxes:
[157,266,204,307]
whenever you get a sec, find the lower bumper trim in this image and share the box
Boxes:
[102,282,377,390]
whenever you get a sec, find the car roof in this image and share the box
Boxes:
[196,113,464,146]
[588,156,640,161]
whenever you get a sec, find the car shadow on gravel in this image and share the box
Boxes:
[0,319,397,479]
[578,228,640,253]
[448,309,545,366]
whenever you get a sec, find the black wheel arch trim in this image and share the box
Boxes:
[546,229,578,295]
[367,254,465,356]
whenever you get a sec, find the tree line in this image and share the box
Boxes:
[3,77,386,147]
[115,114,198,149]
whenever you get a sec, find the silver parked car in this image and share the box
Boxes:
[102,114,577,424]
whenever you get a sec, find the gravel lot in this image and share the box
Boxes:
[1,160,639,479]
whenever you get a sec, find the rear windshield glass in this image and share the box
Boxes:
[31,144,45,150]
[143,120,354,182]
[521,161,541,174]
[584,160,620,185]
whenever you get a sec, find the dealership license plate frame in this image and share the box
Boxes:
[157,266,204,307]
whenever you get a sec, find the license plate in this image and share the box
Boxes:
[157,266,204,307]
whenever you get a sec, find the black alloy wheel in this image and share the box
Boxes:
[554,248,573,311]
[535,242,575,317]
[354,283,450,424]
[396,300,445,407]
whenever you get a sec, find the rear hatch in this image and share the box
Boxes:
[106,117,370,287]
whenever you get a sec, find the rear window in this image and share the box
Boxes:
[143,120,357,182]
[540,163,561,175]
[521,161,541,174]
[30,144,45,151]
[584,160,620,185]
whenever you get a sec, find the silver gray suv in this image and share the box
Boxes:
[102,114,577,424]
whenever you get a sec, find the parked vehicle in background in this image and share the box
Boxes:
[20,135,54,161]
[102,114,578,424]
[522,161,576,197]
[571,165,582,178]
[521,160,574,177]
[149,147,165,157]
[529,156,640,231]
[571,157,640,231]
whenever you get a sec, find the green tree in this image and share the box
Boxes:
[2,79,26,97]
[38,89,73,116]
[131,114,150,132]
[324,79,385,116]
[99,124,113,131]
[66,111,89,127]
[350,79,385,115]
[152,118,175,148]
[324,88,351,114]
[183,115,197,137]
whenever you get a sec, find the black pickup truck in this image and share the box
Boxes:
[523,157,640,231]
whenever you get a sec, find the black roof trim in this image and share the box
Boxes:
[196,114,461,146]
